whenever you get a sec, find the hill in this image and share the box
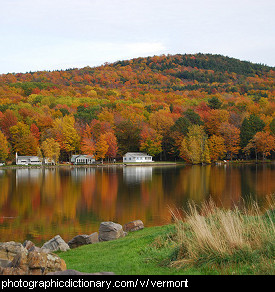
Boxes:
[0,53,274,162]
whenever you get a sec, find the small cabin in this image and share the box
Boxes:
[123,152,153,163]
[71,154,95,165]
[16,153,42,165]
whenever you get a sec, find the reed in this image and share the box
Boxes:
[170,195,275,273]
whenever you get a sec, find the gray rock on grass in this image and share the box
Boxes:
[68,233,98,249]
[98,222,126,242]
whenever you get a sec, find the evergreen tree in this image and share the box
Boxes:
[207,96,222,109]
[240,114,265,148]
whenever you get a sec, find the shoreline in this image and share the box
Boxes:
[0,159,274,170]
[0,162,178,170]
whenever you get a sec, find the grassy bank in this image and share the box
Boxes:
[59,225,189,275]
[59,198,275,275]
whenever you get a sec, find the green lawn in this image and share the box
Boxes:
[59,225,199,275]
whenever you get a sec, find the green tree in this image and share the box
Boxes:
[240,114,265,148]
[269,118,275,136]
[171,117,190,136]
[207,96,222,109]
[115,120,141,155]
[184,109,204,125]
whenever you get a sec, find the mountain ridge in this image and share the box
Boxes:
[1,53,274,96]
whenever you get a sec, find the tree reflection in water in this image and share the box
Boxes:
[0,164,274,245]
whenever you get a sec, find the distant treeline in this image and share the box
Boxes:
[0,53,274,163]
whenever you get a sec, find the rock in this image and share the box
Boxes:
[123,220,144,232]
[0,241,28,261]
[27,251,66,275]
[0,259,12,268]
[68,232,98,249]
[47,269,115,275]
[0,249,66,275]
[41,235,70,252]
[0,266,26,275]
[98,222,125,242]
[23,240,51,253]
[23,240,35,252]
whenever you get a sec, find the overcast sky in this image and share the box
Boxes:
[0,0,274,74]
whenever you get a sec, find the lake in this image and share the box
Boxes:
[0,163,274,245]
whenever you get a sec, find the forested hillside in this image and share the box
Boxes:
[0,53,274,163]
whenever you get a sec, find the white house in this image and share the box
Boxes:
[15,152,42,165]
[43,158,56,165]
[71,154,95,165]
[123,152,153,163]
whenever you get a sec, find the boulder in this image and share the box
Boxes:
[23,240,49,253]
[68,232,98,249]
[41,235,70,252]
[0,241,28,261]
[0,249,66,275]
[27,251,66,275]
[98,222,125,242]
[123,220,144,232]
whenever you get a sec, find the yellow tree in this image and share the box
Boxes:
[180,125,210,164]
[41,138,61,164]
[9,122,38,156]
[149,109,175,136]
[0,130,9,162]
[208,135,226,162]
[53,116,80,154]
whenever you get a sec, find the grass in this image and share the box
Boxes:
[59,225,194,275]
[169,197,275,275]
[59,196,275,275]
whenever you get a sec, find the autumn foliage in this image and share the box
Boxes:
[0,53,274,164]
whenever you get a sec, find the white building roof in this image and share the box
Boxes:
[124,152,152,157]
[17,156,40,160]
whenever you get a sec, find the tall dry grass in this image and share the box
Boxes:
[170,195,275,272]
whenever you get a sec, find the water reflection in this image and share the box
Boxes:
[123,166,152,184]
[71,167,95,178]
[0,164,274,245]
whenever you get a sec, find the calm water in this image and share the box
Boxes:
[0,164,274,245]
